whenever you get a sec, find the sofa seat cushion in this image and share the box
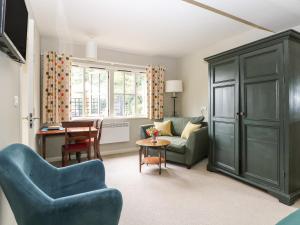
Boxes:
[159,136,186,154]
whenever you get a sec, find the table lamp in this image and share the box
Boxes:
[165,80,183,117]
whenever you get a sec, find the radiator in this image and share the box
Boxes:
[100,121,130,144]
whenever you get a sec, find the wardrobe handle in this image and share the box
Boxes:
[240,112,246,117]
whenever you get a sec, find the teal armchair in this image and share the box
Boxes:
[0,144,122,225]
[141,117,209,169]
[277,209,300,225]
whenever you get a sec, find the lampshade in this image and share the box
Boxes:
[86,39,98,59]
[165,80,183,93]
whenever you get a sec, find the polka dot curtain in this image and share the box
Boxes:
[147,65,165,120]
[42,52,72,124]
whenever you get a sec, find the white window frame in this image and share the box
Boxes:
[112,70,147,117]
[71,61,148,119]
[71,64,110,118]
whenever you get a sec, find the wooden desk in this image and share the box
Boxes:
[36,127,98,159]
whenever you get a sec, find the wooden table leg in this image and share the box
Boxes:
[146,147,148,166]
[164,147,167,168]
[42,135,46,159]
[139,146,142,173]
[159,150,161,175]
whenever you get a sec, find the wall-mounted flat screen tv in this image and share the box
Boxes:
[0,0,28,63]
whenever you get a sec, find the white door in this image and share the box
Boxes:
[20,18,40,150]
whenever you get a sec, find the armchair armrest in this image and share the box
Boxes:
[140,124,154,139]
[58,160,105,182]
[185,127,209,166]
[53,160,106,197]
[53,188,123,225]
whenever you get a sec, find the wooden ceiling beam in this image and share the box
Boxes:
[182,0,274,33]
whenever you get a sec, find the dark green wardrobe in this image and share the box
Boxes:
[205,30,300,205]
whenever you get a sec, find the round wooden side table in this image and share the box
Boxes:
[136,139,171,175]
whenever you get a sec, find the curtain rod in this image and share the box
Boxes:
[71,57,147,69]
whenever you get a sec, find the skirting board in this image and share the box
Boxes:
[46,147,138,163]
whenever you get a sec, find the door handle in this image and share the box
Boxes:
[22,113,40,128]
[22,116,39,120]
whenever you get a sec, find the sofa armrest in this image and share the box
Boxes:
[185,127,209,166]
[140,124,154,139]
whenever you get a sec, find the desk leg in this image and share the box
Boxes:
[42,136,46,159]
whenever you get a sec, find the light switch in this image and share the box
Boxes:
[14,96,19,107]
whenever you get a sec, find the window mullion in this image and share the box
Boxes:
[123,72,125,116]
[83,67,86,117]
[109,69,114,117]
[90,72,92,116]
[134,73,137,116]
[98,72,101,116]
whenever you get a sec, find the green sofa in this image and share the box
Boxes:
[140,117,209,169]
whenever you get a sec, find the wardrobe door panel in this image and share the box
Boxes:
[243,45,282,79]
[244,125,280,187]
[240,44,283,189]
[213,59,236,83]
[245,80,279,121]
[210,56,239,174]
[213,122,236,171]
[214,86,235,118]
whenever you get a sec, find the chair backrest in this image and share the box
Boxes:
[61,120,94,146]
[0,144,54,224]
[95,119,103,144]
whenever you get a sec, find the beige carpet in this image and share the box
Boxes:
[102,153,299,225]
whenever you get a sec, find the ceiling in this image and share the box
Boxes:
[28,0,300,57]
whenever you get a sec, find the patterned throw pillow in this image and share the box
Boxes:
[154,120,173,136]
[181,122,202,139]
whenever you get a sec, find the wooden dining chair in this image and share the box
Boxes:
[61,120,94,167]
[74,119,103,160]
[94,119,103,160]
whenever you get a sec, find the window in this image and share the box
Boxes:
[71,66,109,118]
[113,71,147,117]
[70,63,147,118]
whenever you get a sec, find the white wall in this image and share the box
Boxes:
[41,36,180,159]
[0,19,41,225]
[178,28,294,119]
[0,52,21,225]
